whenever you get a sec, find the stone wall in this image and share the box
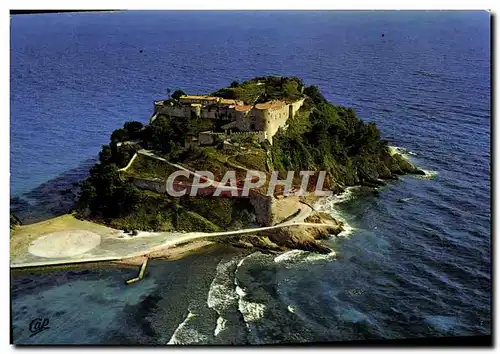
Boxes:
[200,106,236,120]
[249,193,302,226]
[262,104,291,139]
[289,98,306,117]
[249,192,273,226]
[159,105,200,119]
[198,131,226,145]
[129,177,288,228]
[129,176,167,194]
[198,130,267,145]
[151,97,305,143]
[229,131,267,143]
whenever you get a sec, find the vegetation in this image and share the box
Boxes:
[10,213,21,230]
[171,89,186,100]
[125,154,180,180]
[211,76,305,105]
[270,85,420,191]
[76,75,420,232]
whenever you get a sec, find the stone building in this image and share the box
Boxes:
[151,94,305,144]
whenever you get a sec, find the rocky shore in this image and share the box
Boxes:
[214,211,343,255]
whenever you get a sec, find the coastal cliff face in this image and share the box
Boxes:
[75,76,423,254]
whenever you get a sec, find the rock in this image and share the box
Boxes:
[304,214,322,224]
[262,220,340,254]
[392,153,415,173]
[411,168,426,175]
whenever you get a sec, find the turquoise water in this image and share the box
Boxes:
[10,11,490,344]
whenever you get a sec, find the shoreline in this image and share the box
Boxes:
[10,240,223,276]
[11,144,426,273]
[10,211,342,271]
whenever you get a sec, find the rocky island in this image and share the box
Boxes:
[10,76,424,267]
[68,76,422,255]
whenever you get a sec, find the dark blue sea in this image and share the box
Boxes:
[10,11,491,344]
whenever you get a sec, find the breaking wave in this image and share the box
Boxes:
[314,188,357,238]
[416,169,439,180]
[234,253,267,326]
[206,258,239,338]
[274,249,337,265]
[167,311,208,345]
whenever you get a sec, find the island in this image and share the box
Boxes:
[10,76,424,268]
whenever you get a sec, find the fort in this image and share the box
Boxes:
[151,94,305,144]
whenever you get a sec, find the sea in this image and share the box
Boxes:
[10,11,491,344]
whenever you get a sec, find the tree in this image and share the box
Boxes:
[77,163,140,219]
[304,85,327,105]
[110,128,129,144]
[167,88,171,98]
[171,89,186,100]
[230,80,239,88]
[124,121,144,140]
[149,115,183,155]
[99,145,113,164]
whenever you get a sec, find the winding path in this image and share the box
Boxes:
[11,151,322,268]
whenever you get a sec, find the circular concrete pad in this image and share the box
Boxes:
[28,231,101,258]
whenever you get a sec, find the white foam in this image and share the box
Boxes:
[337,223,356,238]
[214,316,227,337]
[207,259,239,312]
[274,249,337,265]
[303,251,337,262]
[235,286,247,297]
[274,249,305,263]
[418,169,439,180]
[232,254,268,325]
[206,258,241,339]
[167,311,208,345]
[237,257,246,268]
[238,300,266,323]
[314,193,357,239]
[314,187,358,211]
[389,145,408,156]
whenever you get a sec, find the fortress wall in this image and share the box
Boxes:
[235,111,252,131]
[200,106,235,120]
[159,105,195,118]
[130,177,167,194]
[249,192,273,226]
[289,98,306,117]
[198,130,267,145]
[154,101,164,113]
[229,131,267,143]
[263,104,291,139]
[198,131,226,145]
[180,97,218,105]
